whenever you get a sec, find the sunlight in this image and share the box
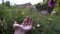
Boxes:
[9,0,43,5]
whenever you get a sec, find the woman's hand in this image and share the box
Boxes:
[21,16,33,31]
[13,16,34,31]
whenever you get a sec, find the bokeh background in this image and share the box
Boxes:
[0,0,60,34]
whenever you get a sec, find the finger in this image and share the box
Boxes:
[24,19,28,26]
[30,19,34,26]
[22,16,29,25]
[26,16,29,23]
[28,17,32,25]
[22,18,27,25]
[25,16,30,25]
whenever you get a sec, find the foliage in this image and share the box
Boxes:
[40,0,47,5]
[54,0,60,12]
[35,0,51,12]
[0,0,60,34]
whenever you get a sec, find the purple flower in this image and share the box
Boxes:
[48,0,55,8]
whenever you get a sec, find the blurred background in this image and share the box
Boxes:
[0,0,60,34]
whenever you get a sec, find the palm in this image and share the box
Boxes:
[13,16,33,31]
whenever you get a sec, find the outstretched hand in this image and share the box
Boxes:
[13,16,34,31]
[21,16,33,31]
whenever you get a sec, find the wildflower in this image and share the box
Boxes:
[48,18,52,21]
[48,0,55,8]
[37,24,40,27]
[48,18,52,22]
[52,10,56,14]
